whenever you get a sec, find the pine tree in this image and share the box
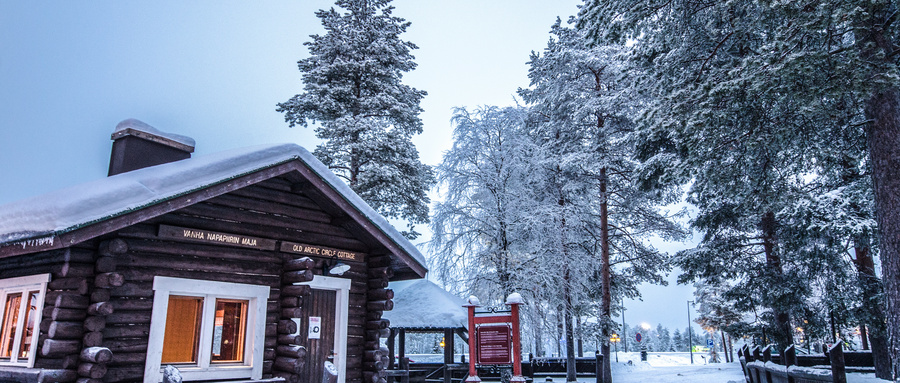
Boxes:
[578,1,900,376]
[782,123,892,377]
[672,328,683,352]
[277,0,434,238]
[519,18,684,382]
[693,280,744,361]
[693,281,742,338]
[656,325,671,353]
[627,325,640,351]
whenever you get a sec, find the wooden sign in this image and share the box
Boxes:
[281,241,364,262]
[158,225,277,250]
[476,325,512,364]
[465,296,525,381]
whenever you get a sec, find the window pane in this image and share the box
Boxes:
[17,291,39,359]
[0,293,22,360]
[211,299,247,363]
[161,296,203,364]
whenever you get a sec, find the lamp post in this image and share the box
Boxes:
[621,298,627,353]
[610,334,620,362]
[687,301,694,364]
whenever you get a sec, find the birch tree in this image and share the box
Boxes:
[430,106,536,301]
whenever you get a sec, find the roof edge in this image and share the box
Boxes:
[0,144,427,276]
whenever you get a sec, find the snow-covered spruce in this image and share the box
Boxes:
[277,0,433,240]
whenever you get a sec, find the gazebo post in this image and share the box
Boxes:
[388,328,397,369]
[444,328,455,364]
[463,296,481,382]
[444,328,455,383]
[399,328,406,366]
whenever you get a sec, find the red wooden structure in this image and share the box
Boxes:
[463,293,525,383]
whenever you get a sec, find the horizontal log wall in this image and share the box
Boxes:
[31,240,116,383]
[0,245,100,382]
[103,177,379,383]
[364,255,394,383]
[0,175,409,383]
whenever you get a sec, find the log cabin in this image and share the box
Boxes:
[0,119,426,383]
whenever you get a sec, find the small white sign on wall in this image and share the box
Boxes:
[309,316,322,339]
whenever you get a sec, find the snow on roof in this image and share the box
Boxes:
[0,143,425,267]
[113,118,196,149]
[382,280,468,329]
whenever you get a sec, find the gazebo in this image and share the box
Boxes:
[381,280,469,383]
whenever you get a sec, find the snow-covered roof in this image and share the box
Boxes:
[383,280,468,329]
[112,118,196,150]
[0,143,425,268]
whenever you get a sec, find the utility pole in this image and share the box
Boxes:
[688,300,694,364]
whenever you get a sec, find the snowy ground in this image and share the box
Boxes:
[535,352,890,383]
[598,352,744,383]
[406,352,888,382]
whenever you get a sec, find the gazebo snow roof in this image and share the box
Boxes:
[383,280,468,330]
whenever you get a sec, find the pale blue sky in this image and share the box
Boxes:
[0,0,699,332]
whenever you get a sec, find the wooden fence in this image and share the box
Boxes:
[738,344,853,383]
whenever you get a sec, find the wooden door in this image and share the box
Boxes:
[299,289,337,383]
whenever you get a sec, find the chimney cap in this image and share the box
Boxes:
[111,118,195,153]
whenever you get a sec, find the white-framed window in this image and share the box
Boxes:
[0,273,49,368]
[144,277,269,383]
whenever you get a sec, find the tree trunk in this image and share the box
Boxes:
[728,334,734,364]
[564,270,576,382]
[760,212,792,351]
[556,306,564,357]
[854,245,893,380]
[499,222,512,300]
[534,303,545,358]
[866,84,900,381]
[861,323,870,350]
[599,168,612,383]
[859,5,900,379]
[576,315,583,358]
[557,180,577,382]
[349,128,360,189]
[721,331,729,363]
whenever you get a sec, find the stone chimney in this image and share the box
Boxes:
[108,119,196,176]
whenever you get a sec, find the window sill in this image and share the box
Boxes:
[175,365,254,382]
